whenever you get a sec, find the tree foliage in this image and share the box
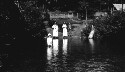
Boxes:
[90,11,125,38]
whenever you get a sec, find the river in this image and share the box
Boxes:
[0,32,125,72]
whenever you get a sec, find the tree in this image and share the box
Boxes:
[78,0,89,21]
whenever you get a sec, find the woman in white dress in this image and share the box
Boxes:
[62,24,68,37]
[52,24,58,37]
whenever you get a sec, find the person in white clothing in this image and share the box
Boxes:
[62,24,68,37]
[88,25,95,39]
[52,24,58,37]
[47,33,52,47]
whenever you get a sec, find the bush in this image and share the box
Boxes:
[86,11,125,38]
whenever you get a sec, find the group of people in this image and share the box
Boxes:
[48,22,68,37]
[48,22,95,39]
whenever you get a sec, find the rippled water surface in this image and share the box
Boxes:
[0,33,125,72]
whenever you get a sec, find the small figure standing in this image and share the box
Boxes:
[52,23,58,37]
[47,33,52,47]
[68,23,71,30]
[62,23,68,37]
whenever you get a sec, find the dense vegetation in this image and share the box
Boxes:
[83,11,125,38]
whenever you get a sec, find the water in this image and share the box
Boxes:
[1,0,125,72]
[45,37,125,72]
[0,32,125,72]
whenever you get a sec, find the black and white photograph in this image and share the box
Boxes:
[0,0,125,72]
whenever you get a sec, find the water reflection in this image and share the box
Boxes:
[46,38,59,72]
[46,38,59,61]
[47,37,52,46]
[63,39,68,55]
[89,39,95,54]
[62,39,68,70]
[46,37,123,72]
[47,45,52,61]
[53,39,59,56]
[47,37,53,60]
